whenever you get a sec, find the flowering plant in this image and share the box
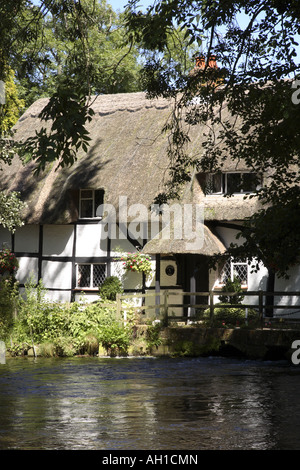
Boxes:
[119,252,152,275]
[0,248,18,275]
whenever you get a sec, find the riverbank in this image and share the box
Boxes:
[11,325,300,362]
[149,326,300,361]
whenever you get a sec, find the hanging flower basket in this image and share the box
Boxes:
[119,252,152,276]
[0,248,18,275]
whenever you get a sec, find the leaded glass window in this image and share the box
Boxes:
[93,264,106,287]
[220,259,248,286]
[77,264,106,288]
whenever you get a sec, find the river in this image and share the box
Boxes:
[0,355,300,451]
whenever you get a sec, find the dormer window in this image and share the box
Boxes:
[79,189,104,219]
[205,172,261,195]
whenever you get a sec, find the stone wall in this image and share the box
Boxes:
[149,326,300,361]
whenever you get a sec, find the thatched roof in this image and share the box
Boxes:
[0,92,260,231]
[142,223,226,255]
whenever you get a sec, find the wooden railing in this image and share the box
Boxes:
[116,290,300,325]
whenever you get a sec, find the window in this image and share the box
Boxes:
[206,172,223,194]
[206,172,260,195]
[79,189,104,218]
[76,264,106,289]
[219,259,248,286]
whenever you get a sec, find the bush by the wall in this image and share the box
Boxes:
[0,277,19,340]
[203,304,259,327]
[97,321,130,356]
[99,276,123,301]
[218,276,245,304]
[7,277,133,356]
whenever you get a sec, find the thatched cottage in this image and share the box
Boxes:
[0,91,298,315]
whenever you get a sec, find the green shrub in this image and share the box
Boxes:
[0,276,19,340]
[9,277,128,356]
[8,275,137,357]
[53,335,77,357]
[99,276,123,301]
[145,322,162,350]
[218,276,244,304]
[80,333,99,356]
[37,342,56,357]
[15,278,71,345]
[97,321,130,356]
[203,304,259,327]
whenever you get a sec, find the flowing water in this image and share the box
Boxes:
[0,355,300,450]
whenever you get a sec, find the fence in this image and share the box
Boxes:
[116,290,300,325]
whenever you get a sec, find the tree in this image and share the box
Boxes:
[125,0,300,279]
[218,276,244,305]
[14,0,143,109]
[0,0,143,230]
[0,66,26,232]
[0,67,25,135]
[0,191,26,233]
[0,0,143,175]
[0,0,198,230]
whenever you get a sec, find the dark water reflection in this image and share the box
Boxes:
[0,356,300,450]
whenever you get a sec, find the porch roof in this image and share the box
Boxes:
[142,223,226,256]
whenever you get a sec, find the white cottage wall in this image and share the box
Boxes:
[43,225,74,257]
[41,256,73,303]
[273,264,300,317]
[41,260,72,290]
[15,225,39,253]
[212,225,269,306]
[75,224,108,257]
[214,224,242,247]
[110,237,148,292]
[73,292,99,302]
[1,215,298,315]
[17,257,39,285]
[110,237,141,257]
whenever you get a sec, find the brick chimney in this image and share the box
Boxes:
[208,55,217,69]
[195,55,206,69]
[195,55,218,70]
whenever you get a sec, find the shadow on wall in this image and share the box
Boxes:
[258,273,268,291]
[41,259,72,292]
[43,225,74,256]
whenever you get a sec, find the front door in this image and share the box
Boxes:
[177,254,209,316]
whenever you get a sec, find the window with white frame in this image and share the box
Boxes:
[79,189,104,218]
[219,259,248,286]
[76,263,106,289]
[205,172,260,195]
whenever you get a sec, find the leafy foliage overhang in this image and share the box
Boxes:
[125,0,300,278]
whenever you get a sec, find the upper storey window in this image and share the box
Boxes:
[79,189,104,219]
[205,172,260,195]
